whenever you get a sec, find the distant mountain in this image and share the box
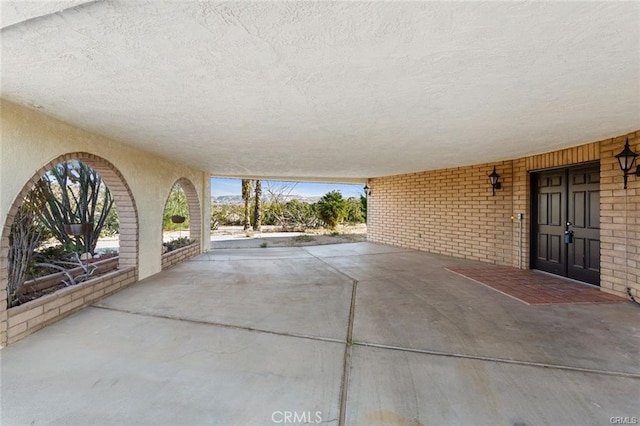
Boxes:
[212,195,243,204]
[211,194,322,204]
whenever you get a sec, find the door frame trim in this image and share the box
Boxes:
[527,160,599,174]
[529,161,600,282]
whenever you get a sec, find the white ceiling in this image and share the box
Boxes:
[2,1,639,181]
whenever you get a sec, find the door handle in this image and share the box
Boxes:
[564,230,574,244]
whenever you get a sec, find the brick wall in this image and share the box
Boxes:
[161,243,201,270]
[6,267,136,345]
[368,161,514,265]
[368,131,639,299]
[600,134,640,298]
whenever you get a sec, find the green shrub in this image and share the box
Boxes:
[32,244,69,263]
[163,237,195,252]
[316,191,347,230]
[345,197,365,224]
[28,244,71,279]
[101,205,119,237]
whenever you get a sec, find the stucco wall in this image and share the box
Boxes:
[368,130,640,300]
[0,100,210,278]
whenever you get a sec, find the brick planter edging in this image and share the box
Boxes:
[17,256,119,298]
[161,243,200,270]
[7,266,136,345]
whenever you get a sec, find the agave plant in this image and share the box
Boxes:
[32,161,114,254]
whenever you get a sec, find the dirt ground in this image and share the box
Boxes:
[210,224,367,249]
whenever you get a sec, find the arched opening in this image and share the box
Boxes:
[1,153,138,338]
[161,178,201,253]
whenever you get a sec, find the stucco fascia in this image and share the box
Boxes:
[0,99,209,279]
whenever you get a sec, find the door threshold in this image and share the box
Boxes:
[533,269,600,289]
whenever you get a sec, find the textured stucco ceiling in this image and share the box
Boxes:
[1,1,639,181]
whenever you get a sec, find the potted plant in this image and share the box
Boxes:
[64,222,94,236]
[171,215,186,224]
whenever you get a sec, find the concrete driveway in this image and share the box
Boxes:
[1,243,639,425]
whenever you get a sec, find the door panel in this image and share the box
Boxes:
[550,192,562,225]
[589,240,600,271]
[572,191,585,227]
[533,171,566,276]
[570,237,585,268]
[567,166,600,285]
[532,164,600,286]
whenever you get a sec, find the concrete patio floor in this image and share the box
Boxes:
[1,242,639,425]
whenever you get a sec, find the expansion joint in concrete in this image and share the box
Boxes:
[354,341,640,379]
[90,305,345,345]
[338,279,358,426]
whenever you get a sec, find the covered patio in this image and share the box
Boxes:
[2,242,638,425]
[2,2,640,423]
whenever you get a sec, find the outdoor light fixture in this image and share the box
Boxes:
[363,184,371,196]
[615,138,640,189]
[488,166,501,196]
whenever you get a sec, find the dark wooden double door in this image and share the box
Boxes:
[532,164,600,285]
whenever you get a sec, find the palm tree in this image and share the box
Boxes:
[241,179,253,230]
[253,179,262,231]
[317,190,347,230]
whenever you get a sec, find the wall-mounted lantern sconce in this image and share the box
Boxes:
[488,166,501,196]
[364,184,371,196]
[615,138,640,189]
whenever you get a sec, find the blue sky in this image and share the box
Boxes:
[211,178,364,199]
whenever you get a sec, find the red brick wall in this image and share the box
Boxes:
[368,131,640,299]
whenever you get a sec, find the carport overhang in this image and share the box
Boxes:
[1,1,640,348]
[1,0,638,181]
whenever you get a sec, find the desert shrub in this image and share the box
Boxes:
[264,200,320,230]
[32,245,69,263]
[345,197,365,224]
[210,204,244,226]
[28,245,72,279]
[101,205,119,236]
[292,235,316,243]
[163,237,195,252]
[262,202,282,226]
[8,201,45,303]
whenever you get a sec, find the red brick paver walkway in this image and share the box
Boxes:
[447,267,627,305]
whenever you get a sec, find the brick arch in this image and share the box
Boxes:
[163,178,201,243]
[1,153,139,342]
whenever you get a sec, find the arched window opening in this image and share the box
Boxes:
[7,160,121,307]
